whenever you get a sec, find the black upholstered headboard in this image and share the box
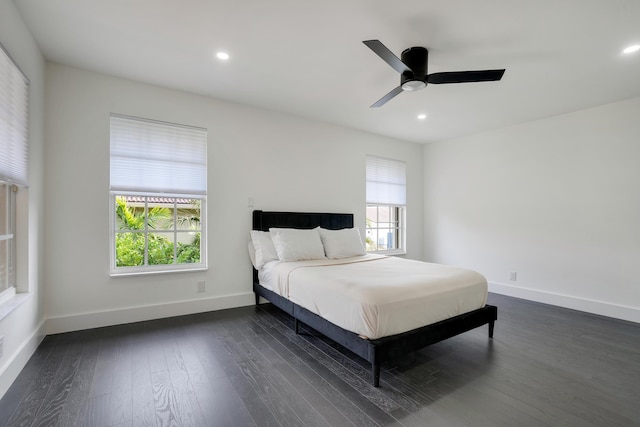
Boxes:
[251,210,354,286]
[252,210,354,231]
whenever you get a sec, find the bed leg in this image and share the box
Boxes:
[254,292,259,306]
[372,363,380,387]
[488,320,495,338]
[294,318,299,335]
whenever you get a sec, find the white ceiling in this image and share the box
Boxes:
[15,0,640,144]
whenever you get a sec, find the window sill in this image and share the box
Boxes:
[110,266,207,277]
[367,250,406,256]
[0,290,32,321]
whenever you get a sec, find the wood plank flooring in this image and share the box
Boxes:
[1,293,639,426]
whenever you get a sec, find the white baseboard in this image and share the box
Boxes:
[0,319,46,399]
[489,282,640,323]
[46,292,256,334]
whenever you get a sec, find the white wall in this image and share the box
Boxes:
[44,63,424,333]
[0,0,46,399]
[424,97,640,322]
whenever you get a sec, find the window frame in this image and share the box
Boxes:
[109,191,207,276]
[365,203,406,255]
[0,182,17,297]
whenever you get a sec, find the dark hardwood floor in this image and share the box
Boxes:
[1,293,639,426]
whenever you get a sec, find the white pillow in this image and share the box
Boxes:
[248,240,257,269]
[269,227,326,261]
[249,230,279,269]
[319,227,366,259]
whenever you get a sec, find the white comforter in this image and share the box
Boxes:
[260,255,488,340]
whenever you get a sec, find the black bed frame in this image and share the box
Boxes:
[252,210,497,387]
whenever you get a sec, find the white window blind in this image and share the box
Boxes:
[0,44,29,186]
[110,114,207,194]
[366,156,406,205]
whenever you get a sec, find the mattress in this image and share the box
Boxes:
[259,255,488,340]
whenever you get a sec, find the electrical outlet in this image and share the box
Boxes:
[509,271,517,281]
[197,281,206,293]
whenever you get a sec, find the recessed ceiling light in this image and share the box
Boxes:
[622,44,640,54]
[216,52,230,60]
[417,114,427,120]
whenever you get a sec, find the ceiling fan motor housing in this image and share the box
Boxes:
[401,47,428,90]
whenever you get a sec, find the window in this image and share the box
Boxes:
[0,43,29,296]
[0,184,17,294]
[365,156,406,253]
[110,114,207,275]
[366,204,404,252]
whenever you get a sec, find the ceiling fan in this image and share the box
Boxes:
[363,39,506,108]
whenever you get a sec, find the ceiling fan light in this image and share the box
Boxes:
[401,80,426,91]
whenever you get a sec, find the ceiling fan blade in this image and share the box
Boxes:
[427,69,505,84]
[370,86,404,108]
[363,40,412,75]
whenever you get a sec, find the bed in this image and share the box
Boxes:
[251,210,497,387]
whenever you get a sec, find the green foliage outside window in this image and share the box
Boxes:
[115,196,201,267]
[176,232,201,263]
